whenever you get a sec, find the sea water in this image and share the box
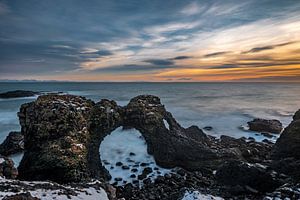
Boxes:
[0,82,299,185]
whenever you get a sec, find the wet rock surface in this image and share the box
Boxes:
[248,118,283,134]
[0,131,24,156]
[0,90,40,99]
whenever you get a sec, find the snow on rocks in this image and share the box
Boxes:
[0,178,109,200]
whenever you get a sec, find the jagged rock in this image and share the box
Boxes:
[18,95,95,183]
[272,109,300,180]
[216,161,282,193]
[0,131,24,156]
[3,192,40,200]
[16,94,263,183]
[0,90,40,99]
[0,156,18,179]
[247,118,283,134]
[218,135,273,164]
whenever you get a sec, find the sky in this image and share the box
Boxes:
[0,0,300,82]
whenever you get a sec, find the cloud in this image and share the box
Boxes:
[177,77,192,81]
[204,51,230,57]
[170,56,193,60]
[180,2,202,16]
[144,59,174,66]
[209,64,240,69]
[1,0,300,81]
[91,63,178,73]
[0,2,9,15]
[243,42,295,53]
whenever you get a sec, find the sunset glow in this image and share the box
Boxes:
[0,0,300,82]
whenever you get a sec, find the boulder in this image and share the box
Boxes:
[272,109,300,180]
[16,94,252,183]
[216,161,282,193]
[0,90,39,99]
[0,156,18,179]
[247,118,283,134]
[0,131,24,156]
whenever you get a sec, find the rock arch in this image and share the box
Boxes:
[17,94,239,183]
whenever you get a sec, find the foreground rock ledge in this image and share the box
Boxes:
[17,94,250,183]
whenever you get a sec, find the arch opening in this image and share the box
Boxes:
[99,127,172,186]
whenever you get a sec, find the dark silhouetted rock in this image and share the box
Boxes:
[216,161,282,193]
[0,156,18,179]
[272,109,300,180]
[17,95,96,183]
[0,131,24,156]
[203,126,213,131]
[0,90,40,99]
[248,118,283,134]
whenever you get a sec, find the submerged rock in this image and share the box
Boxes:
[247,118,283,134]
[0,90,40,99]
[272,109,300,180]
[0,131,24,156]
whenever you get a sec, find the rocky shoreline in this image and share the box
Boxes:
[0,94,299,199]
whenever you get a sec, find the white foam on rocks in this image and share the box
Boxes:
[100,127,173,186]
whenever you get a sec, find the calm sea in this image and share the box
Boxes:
[1,82,299,142]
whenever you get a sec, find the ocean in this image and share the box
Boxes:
[0,82,299,185]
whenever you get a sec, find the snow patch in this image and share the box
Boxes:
[163,119,170,130]
[182,191,224,200]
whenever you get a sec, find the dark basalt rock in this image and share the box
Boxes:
[3,192,40,200]
[218,135,273,164]
[0,156,18,179]
[0,90,40,99]
[247,118,283,134]
[0,131,24,156]
[272,109,300,180]
[17,95,95,183]
[216,161,283,193]
[16,94,273,184]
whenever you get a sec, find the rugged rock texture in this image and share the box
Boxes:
[216,161,283,194]
[272,109,300,180]
[18,95,95,183]
[247,118,283,134]
[0,131,24,156]
[0,90,40,99]
[0,179,109,200]
[17,94,243,183]
[0,156,18,179]
[2,192,40,200]
[218,135,273,164]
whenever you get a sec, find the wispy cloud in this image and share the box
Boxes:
[180,2,203,16]
[243,42,295,53]
[0,2,10,15]
[204,51,230,58]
